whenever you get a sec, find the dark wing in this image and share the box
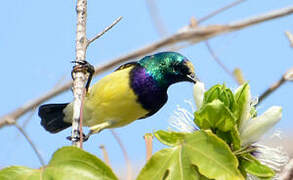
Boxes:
[115,62,138,71]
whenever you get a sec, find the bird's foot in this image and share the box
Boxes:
[66,130,89,142]
[71,60,95,92]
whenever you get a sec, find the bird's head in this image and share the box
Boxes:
[139,52,197,88]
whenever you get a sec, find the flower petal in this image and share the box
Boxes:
[240,106,282,145]
[234,83,251,131]
[193,81,205,109]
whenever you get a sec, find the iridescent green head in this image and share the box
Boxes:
[138,52,197,88]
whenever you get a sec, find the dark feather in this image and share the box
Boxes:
[115,62,138,71]
[38,103,71,133]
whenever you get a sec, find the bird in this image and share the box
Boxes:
[38,52,197,140]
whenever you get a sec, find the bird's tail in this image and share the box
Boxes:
[38,103,71,133]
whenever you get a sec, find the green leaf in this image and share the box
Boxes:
[230,125,241,150]
[203,84,237,113]
[137,148,202,180]
[203,84,222,105]
[0,166,41,180]
[215,125,241,151]
[234,83,251,127]
[154,130,186,146]
[240,154,275,178]
[138,130,244,180]
[0,146,118,180]
[45,146,118,180]
[194,100,236,132]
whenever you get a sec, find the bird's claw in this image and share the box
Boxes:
[71,60,95,92]
[71,60,95,76]
[66,130,89,142]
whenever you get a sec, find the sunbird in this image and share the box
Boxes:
[38,52,197,140]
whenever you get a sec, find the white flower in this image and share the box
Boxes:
[240,106,282,146]
[247,141,289,180]
[168,102,197,132]
[168,82,289,180]
[235,84,252,130]
[193,81,205,109]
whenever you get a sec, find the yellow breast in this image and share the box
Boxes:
[82,66,149,128]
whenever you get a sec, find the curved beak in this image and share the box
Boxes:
[186,74,199,83]
[183,60,198,83]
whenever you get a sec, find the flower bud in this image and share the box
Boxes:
[193,82,205,109]
[240,106,282,145]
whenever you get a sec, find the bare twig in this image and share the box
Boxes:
[198,0,246,24]
[1,5,293,128]
[21,108,36,129]
[78,89,86,148]
[258,29,293,104]
[87,16,122,47]
[258,76,286,104]
[258,68,293,104]
[143,133,153,161]
[14,123,45,166]
[199,0,245,85]
[205,41,238,83]
[99,145,111,167]
[71,0,89,148]
[285,31,293,47]
[145,0,168,36]
[284,67,293,81]
[279,159,293,180]
[110,130,132,180]
[72,3,122,148]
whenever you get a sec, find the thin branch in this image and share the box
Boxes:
[145,0,168,36]
[258,76,286,104]
[285,31,293,47]
[21,108,35,129]
[14,123,45,166]
[279,159,293,180]
[99,145,111,167]
[78,89,86,148]
[258,30,293,104]
[284,67,293,81]
[205,41,239,83]
[198,0,246,24]
[1,5,293,128]
[87,16,122,47]
[71,0,89,148]
[258,67,293,104]
[198,0,246,85]
[110,130,132,180]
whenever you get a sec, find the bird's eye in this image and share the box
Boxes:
[173,63,182,72]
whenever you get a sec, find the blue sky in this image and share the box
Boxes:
[0,0,293,177]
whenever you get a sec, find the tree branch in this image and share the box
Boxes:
[258,67,293,104]
[70,0,90,148]
[205,41,237,83]
[110,130,132,180]
[197,0,246,24]
[1,5,293,128]
[145,0,168,36]
[14,123,45,166]
[87,16,122,47]
[285,31,293,47]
